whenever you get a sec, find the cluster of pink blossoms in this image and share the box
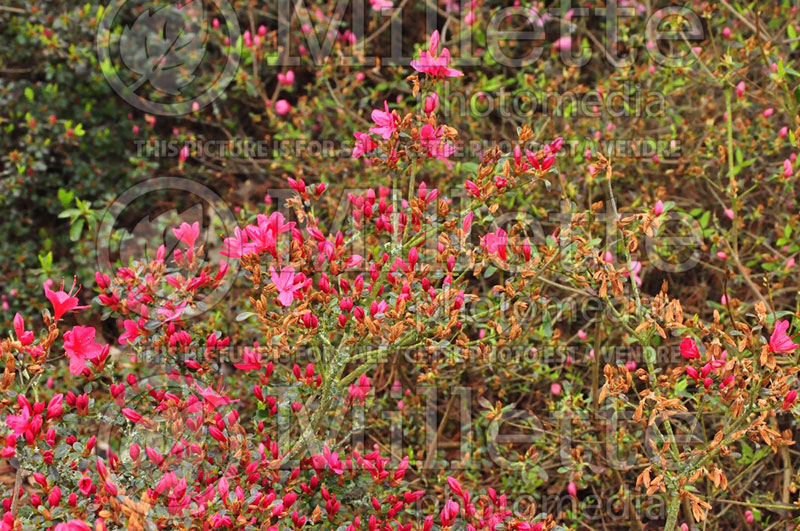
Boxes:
[681,320,798,403]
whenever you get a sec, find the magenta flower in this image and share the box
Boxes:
[769,320,798,353]
[419,124,455,164]
[63,326,104,375]
[424,92,439,114]
[482,228,508,261]
[233,346,262,371]
[369,0,392,10]
[270,265,301,306]
[275,99,291,115]
[464,179,480,198]
[157,301,188,322]
[680,337,700,359]
[348,374,371,405]
[630,260,642,286]
[352,131,377,158]
[119,318,143,345]
[369,101,397,140]
[194,382,239,409]
[53,520,92,531]
[44,279,89,321]
[410,31,463,78]
[311,445,344,475]
[172,221,200,247]
[6,407,32,436]
[783,389,798,410]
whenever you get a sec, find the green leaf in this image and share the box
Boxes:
[236,312,255,321]
[24,87,34,102]
[70,219,84,241]
[699,210,711,229]
[38,251,53,269]
[57,188,74,207]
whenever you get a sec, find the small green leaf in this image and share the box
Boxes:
[57,188,74,207]
[24,87,34,102]
[70,219,84,241]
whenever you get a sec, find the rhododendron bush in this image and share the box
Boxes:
[3,0,800,530]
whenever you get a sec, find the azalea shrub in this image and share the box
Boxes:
[3,0,800,530]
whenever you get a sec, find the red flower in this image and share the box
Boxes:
[410,31,463,78]
[194,382,239,409]
[54,521,91,531]
[44,279,89,321]
[680,337,700,359]
[482,228,508,261]
[783,389,797,410]
[769,320,798,353]
[172,221,200,247]
[63,326,103,375]
[233,345,262,371]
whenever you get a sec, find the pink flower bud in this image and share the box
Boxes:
[424,93,438,114]
[567,481,577,498]
[275,99,291,116]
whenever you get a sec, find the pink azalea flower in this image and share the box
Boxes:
[233,346,262,371]
[311,445,344,475]
[410,30,463,78]
[44,279,89,321]
[172,221,200,247]
[769,320,798,353]
[482,228,508,261]
[352,131,377,158]
[220,227,255,258]
[64,326,104,375]
[622,260,643,286]
[119,318,144,344]
[348,374,371,405]
[369,101,398,140]
[157,301,188,322]
[54,520,92,531]
[419,124,455,164]
[554,35,572,51]
[270,265,302,306]
[369,0,393,11]
[681,337,700,359]
[194,382,239,409]
[6,407,33,436]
